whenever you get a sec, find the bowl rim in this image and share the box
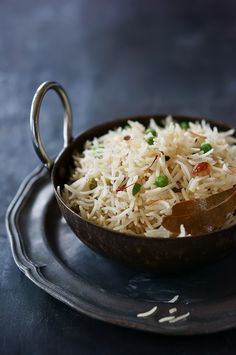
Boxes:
[52,113,236,241]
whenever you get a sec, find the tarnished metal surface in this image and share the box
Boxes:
[6,165,236,335]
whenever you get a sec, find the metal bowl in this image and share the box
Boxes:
[30,81,236,272]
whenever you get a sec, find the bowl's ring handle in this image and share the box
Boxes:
[30,81,73,171]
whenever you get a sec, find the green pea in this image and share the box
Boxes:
[132,183,141,196]
[146,136,154,145]
[90,145,104,151]
[155,175,169,187]
[88,178,97,190]
[180,121,190,129]
[146,128,157,137]
[105,178,112,186]
[200,143,213,153]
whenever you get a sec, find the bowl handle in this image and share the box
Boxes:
[30,81,73,171]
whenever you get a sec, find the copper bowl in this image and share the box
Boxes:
[30,81,236,272]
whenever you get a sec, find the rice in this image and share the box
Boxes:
[158,316,176,323]
[62,116,236,237]
[169,312,190,323]
[137,306,158,318]
[169,307,177,314]
[167,295,179,303]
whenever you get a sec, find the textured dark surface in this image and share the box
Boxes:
[2,0,236,354]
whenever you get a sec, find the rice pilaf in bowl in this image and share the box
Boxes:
[62,116,236,238]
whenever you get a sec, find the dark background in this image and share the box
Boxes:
[1,0,236,354]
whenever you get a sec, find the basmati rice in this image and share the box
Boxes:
[62,116,236,237]
[169,312,190,323]
[167,295,179,303]
[158,316,176,323]
[137,306,158,318]
[169,307,177,314]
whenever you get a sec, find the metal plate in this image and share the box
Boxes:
[6,166,236,335]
